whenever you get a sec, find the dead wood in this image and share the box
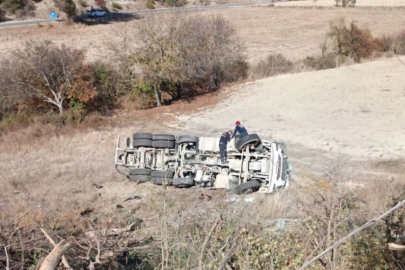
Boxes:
[41,228,72,270]
[39,240,72,270]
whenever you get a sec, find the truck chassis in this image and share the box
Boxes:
[115,133,292,194]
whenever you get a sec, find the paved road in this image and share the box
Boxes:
[0,1,272,29]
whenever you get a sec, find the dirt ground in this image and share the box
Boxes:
[174,56,405,159]
[1,7,405,64]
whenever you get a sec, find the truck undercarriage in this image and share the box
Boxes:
[115,133,292,194]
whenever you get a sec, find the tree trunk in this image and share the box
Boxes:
[154,84,162,107]
[57,103,64,115]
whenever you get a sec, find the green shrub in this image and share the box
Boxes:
[146,0,154,9]
[165,0,186,7]
[112,1,122,9]
[130,82,155,109]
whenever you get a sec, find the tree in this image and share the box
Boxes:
[132,12,247,106]
[1,41,85,115]
[0,7,6,22]
[53,0,76,18]
[0,0,35,17]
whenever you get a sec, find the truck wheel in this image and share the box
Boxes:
[177,135,198,144]
[152,141,175,149]
[133,133,153,140]
[129,175,151,183]
[235,180,261,194]
[235,134,261,152]
[153,134,175,141]
[133,139,153,148]
[151,170,174,178]
[152,178,173,186]
[130,168,151,175]
[173,177,194,188]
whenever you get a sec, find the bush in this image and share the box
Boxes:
[78,0,88,7]
[393,31,405,55]
[0,7,6,21]
[53,0,76,18]
[304,52,337,70]
[329,19,380,62]
[133,13,247,106]
[0,0,35,18]
[374,35,395,53]
[112,1,122,9]
[253,54,293,78]
[164,0,186,7]
[146,0,154,9]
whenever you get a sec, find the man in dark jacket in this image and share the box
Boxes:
[219,130,233,164]
[231,121,248,139]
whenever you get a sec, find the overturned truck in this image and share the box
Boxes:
[115,133,292,194]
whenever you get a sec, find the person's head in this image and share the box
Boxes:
[235,121,241,125]
[228,130,233,136]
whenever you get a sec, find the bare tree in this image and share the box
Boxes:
[132,12,247,106]
[1,40,85,115]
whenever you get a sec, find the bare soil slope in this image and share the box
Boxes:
[174,57,405,158]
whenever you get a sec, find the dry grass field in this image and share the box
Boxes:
[1,4,405,268]
[1,7,405,64]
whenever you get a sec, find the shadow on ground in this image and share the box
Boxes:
[74,12,140,25]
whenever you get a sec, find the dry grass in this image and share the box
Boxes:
[2,7,405,64]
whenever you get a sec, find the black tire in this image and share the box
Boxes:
[152,141,175,148]
[173,177,195,188]
[152,178,173,186]
[130,169,151,175]
[153,134,175,141]
[235,180,262,195]
[177,135,198,144]
[235,134,261,152]
[133,139,153,148]
[129,175,151,183]
[151,170,174,178]
[133,133,153,140]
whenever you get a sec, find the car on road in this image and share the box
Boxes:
[86,9,108,18]
[115,133,292,194]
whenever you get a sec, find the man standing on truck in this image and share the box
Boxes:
[231,121,248,139]
[219,130,233,164]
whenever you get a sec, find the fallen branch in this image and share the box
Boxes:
[299,198,405,269]
[218,241,237,270]
[4,247,10,270]
[86,222,137,238]
[389,243,405,251]
[198,215,221,270]
[39,240,72,270]
[41,228,72,270]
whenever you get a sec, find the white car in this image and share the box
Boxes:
[86,9,108,17]
[115,133,292,194]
